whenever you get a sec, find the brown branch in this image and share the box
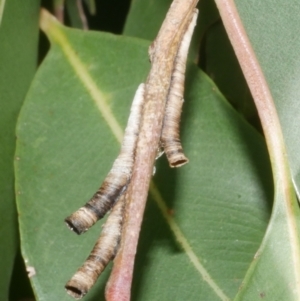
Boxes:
[105,1,199,300]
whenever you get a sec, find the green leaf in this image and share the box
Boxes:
[123,0,172,41]
[0,0,40,299]
[15,11,272,301]
[203,20,257,128]
[212,1,300,300]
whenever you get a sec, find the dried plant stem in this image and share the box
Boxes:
[105,1,199,300]
[65,194,126,299]
[161,9,198,168]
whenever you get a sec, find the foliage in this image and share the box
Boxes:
[1,0,300,300]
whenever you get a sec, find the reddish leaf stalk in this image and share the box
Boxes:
[215,0,300,289]
[105,0,199,300]
[214,0,289,183]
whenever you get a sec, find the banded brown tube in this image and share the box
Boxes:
[65,83,145,234]
[161,9,198,167]
[65,194,125,299]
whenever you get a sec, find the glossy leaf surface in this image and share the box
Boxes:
[15,12,273,301]
[203,20,257,127]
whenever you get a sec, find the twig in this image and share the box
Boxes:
[105,1,199,300]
